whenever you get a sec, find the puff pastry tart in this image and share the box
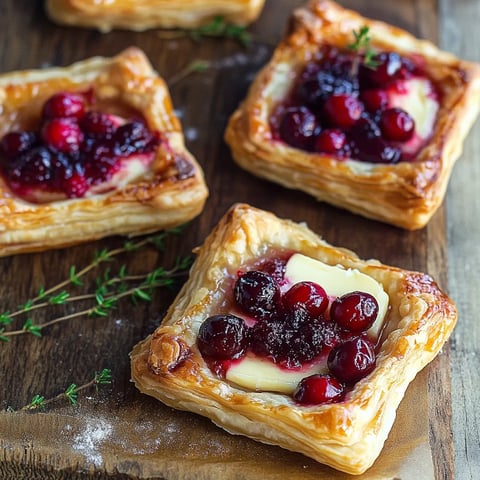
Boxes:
[225,0,480,230]
[131,203,457,475]
[0,47,208,256]
[45,0,266,32]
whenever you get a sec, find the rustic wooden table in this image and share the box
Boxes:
[0,0,478,479]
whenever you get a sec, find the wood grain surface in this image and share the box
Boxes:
[0,0,478,479]
[440,1,480,479]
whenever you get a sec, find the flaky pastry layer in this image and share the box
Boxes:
[130,203,457,475]
[45,0,266,32]
[224,0,480,230]
[0,47,208,256]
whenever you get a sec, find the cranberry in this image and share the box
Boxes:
[42,92,85,119]
[331,291,379,333]
[349,117,402,164]
[7,147,53,185]
[327,337,376,383]
[349,115,380,140]
[0,131,37,159]
[80,111,116,137]
[355,138,401,164]
[49,152,86,193]
[0,90,161,202]
[379,108,415,142]
[314,129,346,154]
[278,107,318,150]
[234,271,280,319]
[197,314,249,360]
[296,76,328,110]
[296,66,358,109]
[112,121,157,156]
[293,374,344,405]
[283,281,329,319]
[84,143,118,184]
[323,94,363,128]
[270,45,431,165]
[42,118,84,153]
[360,89,389,111]
[360,52,404,86]
[64,172,89,198]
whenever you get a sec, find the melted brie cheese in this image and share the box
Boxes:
[225,254,389,394]
[285,253,388,338]
[387,77,439,141]
[226,356,327,394]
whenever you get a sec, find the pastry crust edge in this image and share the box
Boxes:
[224,0,480,230]
[45,0,266,32]
[130,203,457,475]
[0,47,208,256]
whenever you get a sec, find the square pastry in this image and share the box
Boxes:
[130,203,457,475]
[45,0,266,32]
[225,0,480,230]
[0,47,208,256]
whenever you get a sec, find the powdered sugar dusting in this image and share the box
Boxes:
[72,416,113,466]
[184,127,199,142]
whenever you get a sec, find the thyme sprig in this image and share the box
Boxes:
[156,16,251,47]
[8,369,112,412]
[0,228,191,341]
[189,16,251,47]
[168,59,212,87]
[348,25,380,71]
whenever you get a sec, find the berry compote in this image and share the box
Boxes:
[196,253,387,406]
[0,91,161,203]
[270,46,439,164]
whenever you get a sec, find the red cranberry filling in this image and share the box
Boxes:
[327,336,376,384]
[323,94,364,128]
[249,312,340,367]
[283,281,329,319]
[197,256,385,405]
[234,270,281,320]
[379,108,415,142]
[278,107,319,150]
[197,314,249,360]
[314,129,347,154]
[293,374,344,405]
[271,46,438,163]
[0,91,161,202]
[330,291,379,333]
[43,92,86,119]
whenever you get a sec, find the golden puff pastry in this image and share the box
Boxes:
[130,203,457,475]
[224,0,480,230]
[0,47,208,256]
[45,0,266,32]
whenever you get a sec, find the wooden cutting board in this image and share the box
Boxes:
[0,1,460,478]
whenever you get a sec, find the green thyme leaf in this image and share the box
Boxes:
[95,368,113,386]
[22,318,42,337]
[0,312,13,326]
[48,291,70,305]
[64,384,78,406]
[69,266,83,287]
[348,25,379,69]
[28,394,46,411]
[189,16,251,47]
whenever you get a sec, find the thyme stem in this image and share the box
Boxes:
[13,369,113,412]
[0,228,191,342]
[1,269,188,339]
